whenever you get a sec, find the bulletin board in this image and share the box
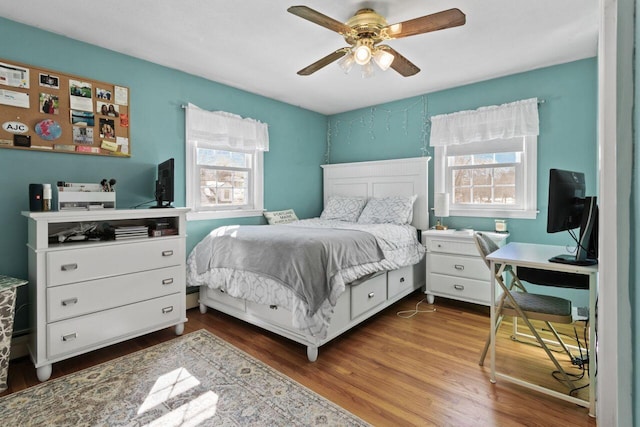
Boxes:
[0,58,130,157]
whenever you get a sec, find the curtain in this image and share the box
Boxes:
[185,103,269,151]
[429,98,539,147]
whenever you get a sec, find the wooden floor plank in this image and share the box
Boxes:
[2,291,596,426]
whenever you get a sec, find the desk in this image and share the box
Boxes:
[486,242,597,416]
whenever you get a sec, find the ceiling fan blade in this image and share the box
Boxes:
[287,6,354,36]
[382,8,466,40]
[297,48,350,76]
[378,46,420,77]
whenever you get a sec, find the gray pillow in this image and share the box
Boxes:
[320,196,367,222]
[357,195,417,225]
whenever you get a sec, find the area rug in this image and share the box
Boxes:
[0,329,369,426]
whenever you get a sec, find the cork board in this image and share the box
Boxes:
[0,58,130,157]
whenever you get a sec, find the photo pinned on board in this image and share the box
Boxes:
[99,118,115,139]
[40,93,59,114]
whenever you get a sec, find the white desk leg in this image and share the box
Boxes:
[490,259,497,384]
[588,272,596,417]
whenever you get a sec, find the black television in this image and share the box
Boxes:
[152,158,174,208]
[547,168,598,265]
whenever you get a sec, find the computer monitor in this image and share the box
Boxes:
[152,158,174,208]
[546,169,598,265]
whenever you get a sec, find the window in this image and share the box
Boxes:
[430,98,539,219]
[435,136,537,218]
[185,104,268,221]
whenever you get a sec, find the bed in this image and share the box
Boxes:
[187,157,430,361]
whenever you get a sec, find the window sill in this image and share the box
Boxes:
[186,209,264,222]
[448,208,538,219]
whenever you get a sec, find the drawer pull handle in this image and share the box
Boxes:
[61,298,78,306]
[270,305,278,310]
[368,292,375,299]
[162,278,174,285]
[453,284,465,291]
[162,306,174,314]
[454,264,465,271]
[62,333,77,342]
[219,289,226,294]
[162,250,174,257]
[399,277,405,283]
[61,263,78,271]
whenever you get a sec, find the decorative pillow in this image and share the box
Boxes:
[264,209,299,225]
[357,195,418,225]
[320,196,367,222]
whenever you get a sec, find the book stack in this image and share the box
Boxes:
[147,219,178,237]
[114,225,149,240]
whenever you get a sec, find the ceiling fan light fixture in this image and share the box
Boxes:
[361,61,375,78]
[353,44,372,65]
[373,49,394,71]
[337,52,355,73]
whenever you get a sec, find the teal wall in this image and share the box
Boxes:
[328,58,597,306]
[0,18,327,334]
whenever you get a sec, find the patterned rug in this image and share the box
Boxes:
[0,330,369,426]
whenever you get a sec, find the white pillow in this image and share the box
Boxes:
[320,196,367,222]
[357,195,418,225]
[264,209,299,224]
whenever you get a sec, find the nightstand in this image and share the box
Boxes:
[423,230,508,305]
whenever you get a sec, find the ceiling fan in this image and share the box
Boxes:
[287,5,466,77]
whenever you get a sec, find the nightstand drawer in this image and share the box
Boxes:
[429,253,488,281]
[427,238,478,256]
[428,273,490,305]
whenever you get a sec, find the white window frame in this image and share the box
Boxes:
[186,143,264,221]
[434,136,538,219]
[184,104,268,222]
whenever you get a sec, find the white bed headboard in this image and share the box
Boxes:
[321,157,431,231]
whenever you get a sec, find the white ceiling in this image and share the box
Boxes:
[0,1,598,115]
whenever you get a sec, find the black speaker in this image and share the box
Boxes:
[29,184,44,212]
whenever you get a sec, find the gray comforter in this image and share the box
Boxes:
[194,225,384,315]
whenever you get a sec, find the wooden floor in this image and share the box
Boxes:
[3,291,596,426]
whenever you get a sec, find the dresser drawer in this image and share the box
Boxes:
[203,286,246,312]
[47,239,183,286]
[351,272,386,319]
[388,265,415,298]
[47,293,182,359]
[428,273,490,305]
[427,238,478,256]
[47,266,183,322]
[428,253,489,281]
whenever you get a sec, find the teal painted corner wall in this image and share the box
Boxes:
[0,18,327,333]
[328,58,597,305]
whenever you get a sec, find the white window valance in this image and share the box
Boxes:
[429,98,539,147]
[185,103,269,151]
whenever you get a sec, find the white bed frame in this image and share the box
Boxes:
[199,157,431,361]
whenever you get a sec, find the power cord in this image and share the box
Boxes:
[396,296,436,318]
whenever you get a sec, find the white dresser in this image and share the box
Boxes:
[22,208,189,381]
[423,230,508,306]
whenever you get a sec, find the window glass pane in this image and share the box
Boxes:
[474,153,494,165]
[453,169,471,186]
[199,168,249,208]
[494,166,515,185]
[472,168,492,185]
[451,155,471,166]
[454,187,471,204]
[494,186,516,204]
[473,186,492,203]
